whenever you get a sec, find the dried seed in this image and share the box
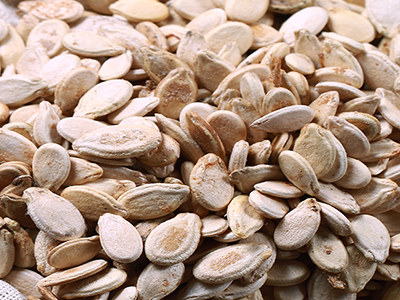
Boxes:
[16,43,49,78]
[227,195,265,239]
[193,243,271,284]
[108,96,160,125]
[248,190,289,219]
[18,0,84,23]
[194,49,236,92]
[154,67,197,119]
[274,198,321,250]
[27,19,70,57]
[265,259,310,286]
[136,262,184,300]
[72,124,162,159]
[324,116,370,159]
[98,213,142,264]
[118,183,190,220]
[33,101,63,146]
[205,21,253,55]
[307,226,349,274]
[206,111,247,153]
[339,244,378,293]
[47,236,101,269]
[250,105,314,133]
[54,67,99,116]
[37,259,108,287]
[32,143,70,192]
[61,186,128,221]
[0,228,15,278]
[279,7,328,45]
[335,158,371,189]
[350,214,390,263]
[145,213,201,265]
[0,75,47,107]
[319,202,353,236]
[293,123,336,179]
[278,150,320,195]
[254,181,304,198]
[201,215,229,238]
[23,187,86,241]
[314,182,360,214]
[59,268,127,299]
[62,31,125,57]
[190,153,234,211]
[109,0,169,23]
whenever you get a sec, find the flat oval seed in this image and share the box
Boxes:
[351,214,390,263]
[315,182,360,215]
[38,259,108,287]
[265,260,310,286]
[98,213,142,264]
[324,116,370,159]
[377,88,400,130]
[335,158,371,189]
[284,53,315,75]
[118,183,190,220]
[57,117,107,143]
[248,190,289,219]
[339,244,377,293]
[54,67,99,116]
[227,195,265,239]
[190,153,234,211]
[193,243,271,284]
[178,278,232,300]
[319,202,353,237]
[206,110,247,153]
[250,105,314,133]
[61,186,128,221]
[293,123,336,179]
[73,79,133,119]
[338,112,381,141]
[32,143,70,192]
[27,19,70,57]
[262,87,298,116]
[307,268,356,300]
[80,178,136,199]
[145,213,201,265]
[109,0,169,23]
[23,187,85,241]
[0,229,15,278]
[327,7,375,43]
[136,262,184,300]
[254,181,304,198]
[0,75,47,107]
[63,157,103,186]
[72,124,162,159]
[205,21,253,55]
[201,215,229,238]
[62,31,125,57]
[279,6,328,45]
[274,198,321,250]
[186,111,225,159]
[0,129,37,165]
[357,49,400,91]
[214,274,267,299]
[47,236,102,269]
[18,0,84,23]
[59,268,127,299]
[346,178,398,213]
[307,226,349,274]
[278,150,320,195]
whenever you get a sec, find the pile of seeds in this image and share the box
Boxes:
[2,0,400,299]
